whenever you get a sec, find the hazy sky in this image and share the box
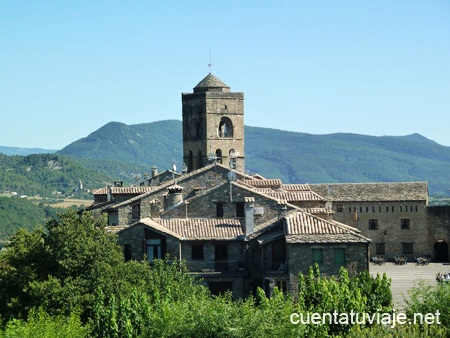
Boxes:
[1,1,449,149]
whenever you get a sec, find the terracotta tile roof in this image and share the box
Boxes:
[140,217,245,240]
[240,179,282,189]
[282,184,311,191]
[299,207,334,215]
[93,186,154,195]
[263,191,324,202]
[309,182,428,202]
[285,212,371,244]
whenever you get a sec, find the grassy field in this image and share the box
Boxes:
[45,198,94,208]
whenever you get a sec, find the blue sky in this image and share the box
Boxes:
[1,1,449,149]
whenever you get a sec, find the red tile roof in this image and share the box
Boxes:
[140,218,245,240]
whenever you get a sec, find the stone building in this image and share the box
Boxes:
[87,73,372,298]
[310,182,450,262]
[182,73,244,172]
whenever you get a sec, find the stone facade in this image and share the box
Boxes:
[309,182,447,262]
[182,74,244,172]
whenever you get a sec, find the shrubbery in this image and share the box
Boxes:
[0,210,447,337]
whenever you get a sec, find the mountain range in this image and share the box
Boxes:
[55,120,450,196]
[1,120,450,196]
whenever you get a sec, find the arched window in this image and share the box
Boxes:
[218,117,233,138]
[229,149,236,169]
[215,149,222,164]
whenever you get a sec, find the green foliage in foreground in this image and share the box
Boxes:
[0,308,90,338]
[0,210,448,337]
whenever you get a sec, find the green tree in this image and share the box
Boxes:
[0,210,128,322]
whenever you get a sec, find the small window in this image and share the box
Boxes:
[312,248,323,265]
[334,248,345,266]
[124,244,132,261]
[191,244,204,260]
[131,203,141,220]
[275,280,287,293]
[375,243,385,255]
[369,219,378,230]
[402,243,413,255]
[336,204,343,212]
[401,219,410,229]
[348,207,352,213]
[216,202,224,218]
[236,202,245,217]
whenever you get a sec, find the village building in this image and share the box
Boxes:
[88,73,450,297]
[88,73,372,297]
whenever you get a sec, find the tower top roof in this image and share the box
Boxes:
[194,73,230,93]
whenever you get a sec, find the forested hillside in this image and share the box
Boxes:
[0,153,113,198]
[0,196,71,246]
[58,120,450,195]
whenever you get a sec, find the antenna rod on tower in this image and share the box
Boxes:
[208,47,212,74]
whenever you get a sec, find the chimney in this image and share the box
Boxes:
[107,184,112,202]
[244,197,255,236]
[151,166,158,178]
[277,201,287,219]
[150,199,161,218]
[164,184,183,210]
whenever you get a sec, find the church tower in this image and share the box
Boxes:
[182,73,244,172]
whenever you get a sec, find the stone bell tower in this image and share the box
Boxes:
[181,73,244,172]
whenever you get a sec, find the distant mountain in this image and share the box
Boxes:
[59,120,182,167]
[0,146,57,156]
[58,120,450,196]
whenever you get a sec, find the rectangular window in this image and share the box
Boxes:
[131,203,141,220]
[312,248,323,265]
[236,202,245,217]
[336,204,343,212]
[275,280,288,293]
[216,202,224,218]
[334,248,345,266]
[401,219,410,229]
[191,244,204,260]
[369,219,378,230]
[375,243,385,255]
[402,243,413,255]
[146,238,162,262]
[124,244,132,261]
[215,244,228,271]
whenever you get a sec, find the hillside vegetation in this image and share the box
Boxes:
[0,153,114,198]
[0,196,71,245]
[58,120,450,195]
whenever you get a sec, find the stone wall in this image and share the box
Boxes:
[286,243,369,277]
[330,201,429,260]
[181,240,244,272]
[117,223,180,261]
[427,206,450,260]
